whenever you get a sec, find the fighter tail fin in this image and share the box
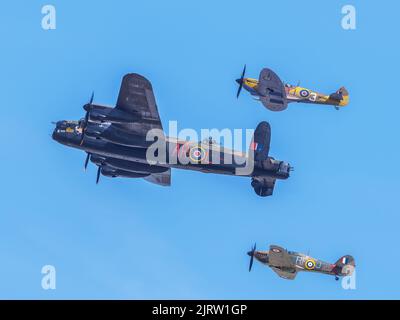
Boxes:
[337,86,349,97]
[329,86,349,102]
[334,255,355,276]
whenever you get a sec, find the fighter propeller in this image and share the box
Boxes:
[236,64,246,98]
[247,242,256,272]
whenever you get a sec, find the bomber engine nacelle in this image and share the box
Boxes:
[90,154,168,174]
[83,123,108,139]
[84,123,159,148]
[85,105,139,124]
[101,166,150,178]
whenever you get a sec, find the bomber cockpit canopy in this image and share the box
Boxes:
[55,120,82,134]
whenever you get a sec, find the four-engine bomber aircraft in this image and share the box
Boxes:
[247,243,355,280]
[236,65,349,111]
[52,73,292,197]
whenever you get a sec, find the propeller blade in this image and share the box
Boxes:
[241,64,246,79]
[236,64,246,98]
[96,166,101,184]
[236,83,243,98]
[248,242,256,272]
[84,109,90,123]
[84,153,90,171]
[248,256,254,272]
[80,92,94,145]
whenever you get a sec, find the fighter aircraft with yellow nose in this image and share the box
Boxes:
[236,65,349,111]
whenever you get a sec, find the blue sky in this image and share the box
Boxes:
[1,0,399,299]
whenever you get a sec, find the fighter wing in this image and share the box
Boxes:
[114,73,164,134]
[268,245,295,268]
[257,68,287,111]
[144,169,171,186]
[271,267,298,280]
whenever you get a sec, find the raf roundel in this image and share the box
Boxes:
[305,259,316,270]
[299,89,310,98]
[189,146,206,163]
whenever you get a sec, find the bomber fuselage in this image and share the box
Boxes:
[52,119,291,179]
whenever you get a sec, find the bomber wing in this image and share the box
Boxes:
[97,74,170,184]
[144,169,171,186]
[113,73,164,136]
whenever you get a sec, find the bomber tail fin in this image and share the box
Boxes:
[249,121,271,161]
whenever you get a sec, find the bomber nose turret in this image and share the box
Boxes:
[52,121,66,141]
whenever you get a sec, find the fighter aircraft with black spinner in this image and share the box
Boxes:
[236,65,349,111]
[247,243,355,280]
[52,73,292,197]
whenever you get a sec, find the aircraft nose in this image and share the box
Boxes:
[247,251,253,257]
[236,78,242,85]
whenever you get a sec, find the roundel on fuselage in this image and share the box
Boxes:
[299,89,310,98]
[189,146,207,163]
[304,259,316,270]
